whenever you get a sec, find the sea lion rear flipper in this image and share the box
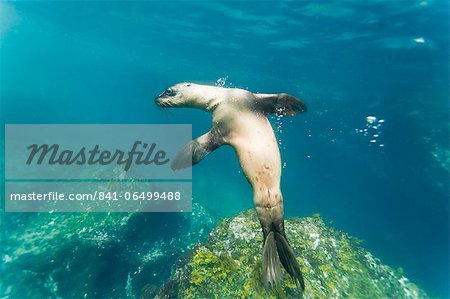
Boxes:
[274,230,305,292]
[171,131,222,170]
[263,231,282,288]
[254,93,307,116]
[262,222,305,293]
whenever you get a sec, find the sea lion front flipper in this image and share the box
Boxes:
[171,130,222,170]
[254,93,307,116]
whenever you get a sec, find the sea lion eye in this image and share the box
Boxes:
[164,88,175,96]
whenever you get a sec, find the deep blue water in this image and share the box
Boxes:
[1,1,449,297]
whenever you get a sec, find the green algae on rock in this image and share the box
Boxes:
[156,210,428,299]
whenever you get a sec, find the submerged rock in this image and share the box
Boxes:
[156,210,427,299]
[0,203,216,299]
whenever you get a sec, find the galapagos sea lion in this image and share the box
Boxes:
[155,83,307,291]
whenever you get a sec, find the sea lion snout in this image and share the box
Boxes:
[154,97,165,106]
[155,86,182,108]
[155,91,174,107]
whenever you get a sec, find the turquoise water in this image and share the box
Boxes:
[1,1,449,297]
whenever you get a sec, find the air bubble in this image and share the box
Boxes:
[275,106,286,146]
[366,116,377,123]
[357,115,386,148]
[215,76,229,87]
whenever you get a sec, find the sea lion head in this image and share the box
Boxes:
[155,82,207,108]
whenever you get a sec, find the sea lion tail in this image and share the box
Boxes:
[274,230,305,292]
[262,226,305,292]
[263,231,282,288]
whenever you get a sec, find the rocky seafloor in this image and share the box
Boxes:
[1,207,428,298]
[156,210,428,299]
[0,203,216,299]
